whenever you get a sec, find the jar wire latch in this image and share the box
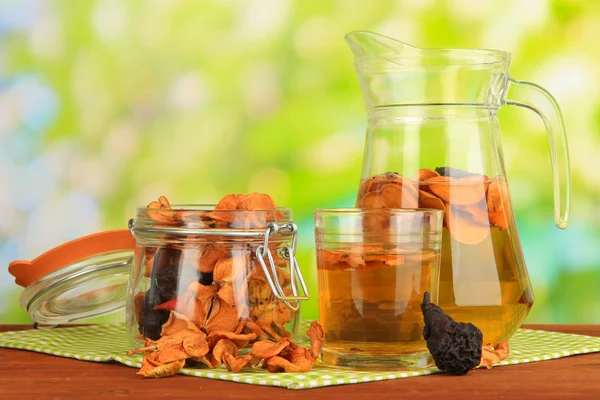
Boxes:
[255,222,309,311]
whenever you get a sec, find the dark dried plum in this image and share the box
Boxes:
[435,167,474,179]
[421,292,482,375]
[139,273,169,340]
[199,272,213,286]
[156,263,179,300]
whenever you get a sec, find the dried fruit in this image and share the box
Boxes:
[250,339,290,358]
[421,292,483,375]
[356,173,419,209]
[435,166,474,179]
[213,257,247,282]
[418,168,439,181]
[418,189,446,211]
[207,331,257,349]
[204,297,240,333]
[147,196,177,224]
[196,246,227,274]
[137,357,185,378]
[215,194,244,210]
[487,176,511,230]
[445,205,490,245]
[478,341,510,369]
[426,176,485,206]
[160,311,201,336]
[306,320,324,359]
[212,338,238,364]
[134,292,145,323]
[139,263,170,340]
[237,193,277,211]
[456,200,489,225]
[259,321,323,372]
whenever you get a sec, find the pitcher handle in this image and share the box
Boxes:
[505,78,570,229]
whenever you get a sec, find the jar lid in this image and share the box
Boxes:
[8,230,135,325]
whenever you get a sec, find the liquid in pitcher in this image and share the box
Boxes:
[317,247,439,363]
[356,170,534,345]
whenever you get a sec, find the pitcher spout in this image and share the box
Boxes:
[345,30,419,60]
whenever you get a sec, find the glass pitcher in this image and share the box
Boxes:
[346,31,570,345]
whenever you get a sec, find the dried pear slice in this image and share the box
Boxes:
[445,205,490,245]
[418,168,440,181]
[418,190,446,211]
[426,176,486,206]
[457,201,489,226]
[487,176,511,230]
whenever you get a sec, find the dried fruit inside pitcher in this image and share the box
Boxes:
[131,193,312,377]
[357,168,532,346]
[356,168,511,245]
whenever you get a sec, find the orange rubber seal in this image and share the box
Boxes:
[8,229,136,288]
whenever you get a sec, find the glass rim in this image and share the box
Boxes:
[136,204,291,213]
[314,207,444,216]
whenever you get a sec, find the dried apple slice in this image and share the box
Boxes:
[379,182,419,208]
[306,321,324,359]
[358,172,403,195]
[196,246,227,274]
[457,200,489,226]
[207,331,257,349]
[160,311,201,336]
[445,205,490,245]
[426,176,486,206]
[418,190,446,211]
[251,339,290,358]
[137,357,185,378]
[418,168,440,181]
[487,176,511,230]
[212,338,238,365]
[146,196,178,224]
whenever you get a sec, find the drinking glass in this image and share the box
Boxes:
[315,208,443,369]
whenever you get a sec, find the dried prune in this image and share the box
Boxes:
[156,264,179,300]
[199,272,214,286]
[421,292,482,375]
[435,166,474,179]
[139,280,169,340]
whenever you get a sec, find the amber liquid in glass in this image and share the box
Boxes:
[317,248,439,367]
[356,175,534,345]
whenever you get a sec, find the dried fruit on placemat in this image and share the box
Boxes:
[478,342,510,369]
[137,357,186,378]
[128,311,324,378]
[259,321,324,372]
[421,292,483,375]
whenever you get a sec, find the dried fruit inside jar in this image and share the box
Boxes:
[127,205,300,350]
[356,169,533,345]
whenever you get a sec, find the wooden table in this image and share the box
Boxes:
[0,325,598,399]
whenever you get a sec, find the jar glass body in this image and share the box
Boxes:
[126,206,300,348]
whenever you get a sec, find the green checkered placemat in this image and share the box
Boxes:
[1,322,599,389]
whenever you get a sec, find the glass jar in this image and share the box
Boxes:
[126,205,308,348]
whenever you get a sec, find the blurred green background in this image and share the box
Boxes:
[1,0,599,325]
